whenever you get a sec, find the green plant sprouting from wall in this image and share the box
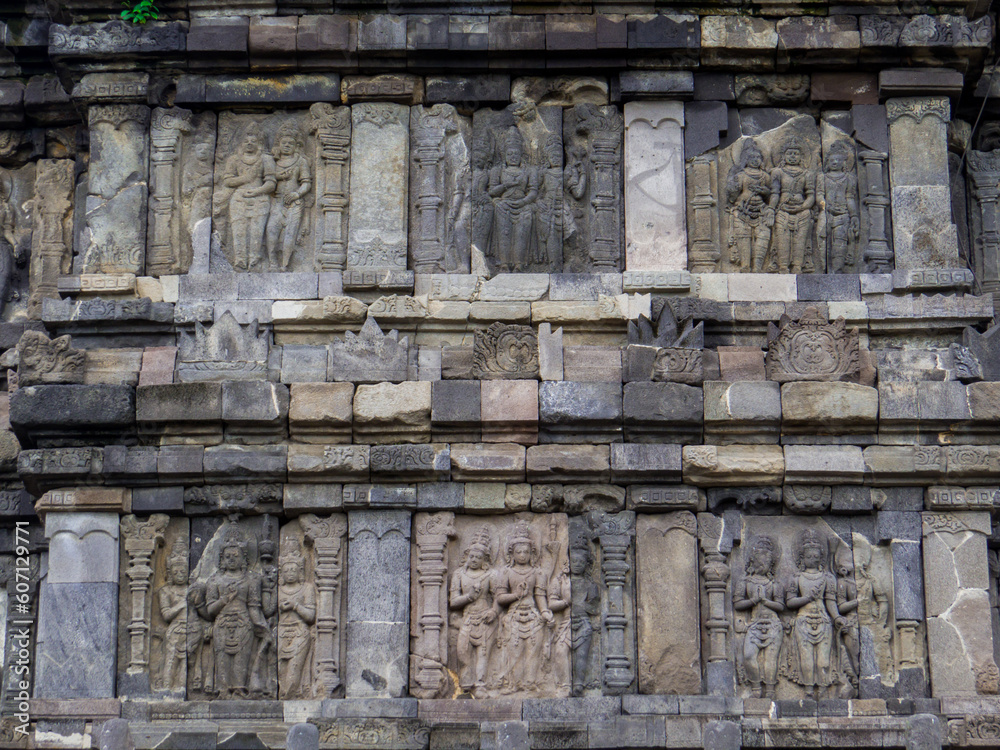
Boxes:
[121,0,158,23]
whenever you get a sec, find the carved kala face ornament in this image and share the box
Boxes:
[766,306,861,382]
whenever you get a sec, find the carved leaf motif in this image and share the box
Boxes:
[473,322,539,379]
[765,308,860,382]
[121,513,169,541]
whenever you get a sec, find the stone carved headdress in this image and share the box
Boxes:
[505,520,538,564]
[746,535,777,575]
[462,525,494,567]
[166,536,188,578]
[219,523,249,569]
[795,528,828,571]
[273,120,304,152]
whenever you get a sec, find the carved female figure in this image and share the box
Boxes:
[181,139,214,253]
[186,582,213,694]
[817,141,859,273]
[785,529,843,699]
[488,128,538,272]
[471,138,495,263]
[449,527,499,696]
[217,123,276,271]
[733,536,784,698]
[545,558,573,694]
[277,546,316,699]
[835,554,860,697]
[204,526,268,699]
[495,522,554,694]
[769,137,816,274]
[725,140,773,273]
[266,122,312,271]
[157,539,189,692]
[534,135,563,266]
[567,531,602,696]
[856,554,894,681]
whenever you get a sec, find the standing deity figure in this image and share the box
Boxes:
[733,536,784,698]
[186,582,213,695]
[277,544,316,699]
[545,558,573,694]
[0,169,20,309]
[495,522,554,694]
[488,128,538,272]
[449,526,499,696]
[785,529,843,699]
[835,552,860,697]
[817,141,859,273]
[535,135,563,266]
[266,122,312,271]
[856,553,894,681]
[204,525,269,699]
[567,528,601,696]
[471,137,495,263]
[157,538,189,692]
[217,123,276,271]
[769,136,816,274]
[726,140,773,273]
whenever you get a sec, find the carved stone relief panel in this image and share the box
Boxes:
[409,104,472,274]
[568,511,636,696]
[472,103,564,275]
[81,104,150,275]
[279,514,348,699]
[410,512,570,699]
[732,516,858,700]
[563,104,624,273]
[187,515,280,700]
[147,108,217,276]
[636,512,701,694]
[212,112,316,273]
[310,103,351,272]
[765,307,861,383]
[818,122,862,274]
[851,533,927,697]
[117,515,188,697]
[0,163,33,321]
[27,159,73,317]
[348,104,409,273]
[177,311,269,382]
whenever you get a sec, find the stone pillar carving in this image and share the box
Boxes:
[697,513,733,695]
[348,104,409,272]
[82,104,150,274]
[686,153,720,273]
[310,103,351,272]
[147,108,192,276]
[298,513,348,698]
[409,105,471,274]
[859,150,893,273]
[624,102,686,272]
[887,98,959,269]
[636,512,701,694]
[968,149,1000,310]
[410,511,456,698]
[922,512,998,696]
[27,159,74,316]
[592,511,635,694]
[121,514,168,675]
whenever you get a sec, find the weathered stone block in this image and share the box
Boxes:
[481,380,538,445]
[623,382,702,444]
[353,382,431,444]
[431,380,480,442]
[703,381,780,444]
[682,445,784,486]
[539,381,623,443]
[780,382,878,438]
[450,443,526,482]
[526,445,611,482]
[784,445,865,484]
[289,383,354,444]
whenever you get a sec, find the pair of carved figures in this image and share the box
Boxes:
[214,122,313,272]
[156,523,317,700]
[734,530,873,700]
[449,521,570,697]
[726,137,858,274]
[473,105,566,273]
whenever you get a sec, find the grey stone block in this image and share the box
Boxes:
[431,380,480,439]
[678,695,728,714]
[347,510,410,622]
[685,101,729,157]
[202,446,287,482]
[99,719,133,750]
[906,713,942,750]
[703,720,741,750]
[178,273,239,301]
[876,511,921,542]
[796,273,861,301]
[775,699,817,717]
[623,382,703,444]
[222,381,289,436]
[831,485,873,514]
[547,273,623,301]
[618,71,694,99]
[819,699,849,716]
[281,346,328,383]
[322,698,418,718]
[539,381,623,443]
[891,540,924,621]
[283,484,343,515]
[344,621,409,699]
[705,661,736,697]
[287,723,319,750]
[36,582,117,698]
[131,486,184,514]
[876,487,924,511]
[623,694,680,715]
[46,512,119,584]
[417,482,464,510]
[10,384,135,436]
[157,445,204,484]
[611,443,682,483]
[137,383,223,422]
[344,484,417,509]
[522,696,621,722]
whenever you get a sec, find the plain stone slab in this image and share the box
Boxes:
[522,696,621,722]
[538,381,623,442]
[416,482,464,510]
[727,274,797,302]
[36,582,118,698]
[623,695,680,715]
[796,274,861,301]
[784,445,865,484]
[286,723,319,750]
[45,512,119,584]
[131,486,184,514]
[236,273,318,300]
[610,443,682,482]
[548,274,623,301]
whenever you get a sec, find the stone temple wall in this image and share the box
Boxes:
[1,1,1000,748]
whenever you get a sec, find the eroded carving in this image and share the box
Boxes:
[329,317,409,384]
[473,322,539,380]
[310,104,351,272]
[16,330,84,386]
[765,307,860,383]
[818,139,860,274]
[27,160,73,315]
[177,311,269,382]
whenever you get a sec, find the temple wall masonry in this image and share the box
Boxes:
[3,1,1000,747]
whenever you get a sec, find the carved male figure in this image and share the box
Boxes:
[535,135,563,266]
[769,137,816,274]
[856,553,894,681]
[204,526,269,698]
[818,142,859,273]
[449,526,498,696]
[266,122,312,271]
[488,128,538,272]
[217,123,276,271]
[277,545,316,700]
[495,522,554,694]
[725,140,773,273]
[157,539,189,692]
[733,536,784,698]
[181,138,214,251]
[186,582,213,694]
[567,529,601,696]
[785,529,843,699]
[546,558,573,694]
